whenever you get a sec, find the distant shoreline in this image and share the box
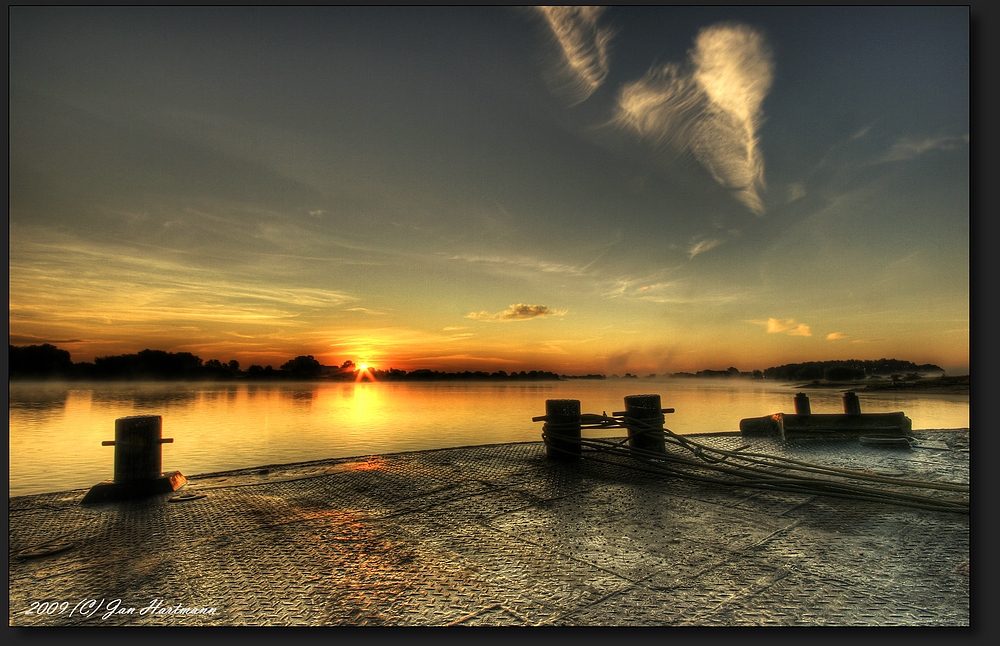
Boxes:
[9,374,970,395]
[793,375,969,396]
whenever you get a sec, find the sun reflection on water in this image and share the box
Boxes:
[8,380,969,497]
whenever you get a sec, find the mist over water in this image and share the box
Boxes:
[9,379,969,497]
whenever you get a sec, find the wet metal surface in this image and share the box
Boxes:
[9,430,969,626]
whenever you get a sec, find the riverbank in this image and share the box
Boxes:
[795,374,969,395]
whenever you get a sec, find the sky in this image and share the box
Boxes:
[8,6,970,375]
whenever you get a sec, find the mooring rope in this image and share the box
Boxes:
[535,413,969,515]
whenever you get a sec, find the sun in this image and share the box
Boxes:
[354,362,376,382]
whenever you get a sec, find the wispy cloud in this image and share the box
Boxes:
[447,253,590,276]
[748,318,812,336]
[467,303,567,322]
[535,6,614,104]
[687,237,723,258]
[9,238,358,333]
[826,332,849,340]
[8,334,84,345]
[602,271,748,305]
[614,23,773,215]
[877,134,969,163]
[786,182,806,203]
[850,125,873,140]
[345,307,387,315]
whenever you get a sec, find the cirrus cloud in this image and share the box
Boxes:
[687,237,724,259]
[877,134,969,164]
[535,6,614,104]
[614,23,773,215]
[466,303,568,322]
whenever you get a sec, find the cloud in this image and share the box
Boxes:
[448,253,589,276]
[786,183,806,203]
[878,134,969,163]
[9,334,84,345]
[748,318,812,336]
[614,23,773,215]
[535,6,614,104]
[466,303,567,322]
[826,332,849,340]
[345,307,386,315]
[687,237,723,258]
[8,237,358,332]
[769,319,811,336]
[850,125,872,140]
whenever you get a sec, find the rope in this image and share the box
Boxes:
[536,412,969,515]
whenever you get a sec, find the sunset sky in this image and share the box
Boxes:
[9,6,970,375]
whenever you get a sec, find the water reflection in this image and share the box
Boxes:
[87,384,200,409]
[9,379,969,497]
[8,384,70,411]
[280,388,316,407]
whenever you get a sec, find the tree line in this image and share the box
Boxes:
[9,344,331,381]
[759,359,943,382]
[7,344,561,381]
[8,343,943,383]
[669,360,942,382]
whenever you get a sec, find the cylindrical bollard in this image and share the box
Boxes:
[102,415,174,483]
[83,414,185,503]
[622,394,667,454]
[794,392,811,415]
[542,399,582,460]
[843,391,862,414]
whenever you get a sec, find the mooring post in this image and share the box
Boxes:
[621,394,668,454]
[105,415,172,483]
[82,415,186,504]
[794,392,812,415]
[540,399,582,460]
[843,391,862,414]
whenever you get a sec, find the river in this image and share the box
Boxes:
[8,378,970,497]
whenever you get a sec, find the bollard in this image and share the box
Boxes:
[843,391,862,415]
[619,394,668,454]
[82,415,186,504]
[794,392,812,415]
[106,415,172,483]
[539,399,582,460]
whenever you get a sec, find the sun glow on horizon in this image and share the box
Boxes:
[355,363,376,382]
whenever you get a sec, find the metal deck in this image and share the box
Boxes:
[9,430,969,627]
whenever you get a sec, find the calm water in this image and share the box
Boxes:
[8,378,969,497]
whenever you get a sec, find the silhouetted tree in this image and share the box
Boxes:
[90,349,204,379]
[824,366,865,381]
[9,344,74,378]
[280,355,323,379]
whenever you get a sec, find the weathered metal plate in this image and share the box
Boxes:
[9,430,969,626]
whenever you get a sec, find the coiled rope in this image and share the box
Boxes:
[535,413,969,515]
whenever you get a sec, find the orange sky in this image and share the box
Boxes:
[9,7,970,375]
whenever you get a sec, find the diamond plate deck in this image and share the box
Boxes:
[9,430,969,626]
